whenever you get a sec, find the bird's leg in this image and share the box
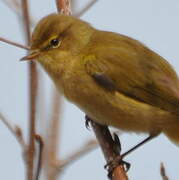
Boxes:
[105,133,158,173]
[85,115,158,174]
[121,134,158,158]
[85,115,129,177]
[105,133,131,172]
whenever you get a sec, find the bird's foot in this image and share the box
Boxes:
[104,133,130,178]
[113,132,122,152]
[104,157,130,178]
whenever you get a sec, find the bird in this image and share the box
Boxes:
[21,13,179,146]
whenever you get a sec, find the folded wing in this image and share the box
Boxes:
[84,31,179,115]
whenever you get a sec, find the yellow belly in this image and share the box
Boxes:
[61,70,178,135]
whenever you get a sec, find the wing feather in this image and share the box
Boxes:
[84,31,179,114]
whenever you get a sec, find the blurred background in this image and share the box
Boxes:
[0,0,179,179]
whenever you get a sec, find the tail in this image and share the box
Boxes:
[164,125,179,145]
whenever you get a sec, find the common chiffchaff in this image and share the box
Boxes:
[22,13,179,145]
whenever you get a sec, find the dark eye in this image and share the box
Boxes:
[50,38,60,47]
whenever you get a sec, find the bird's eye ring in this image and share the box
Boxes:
[50,38,60,48]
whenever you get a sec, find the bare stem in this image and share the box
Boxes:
[0,111,26,149]
[89,117,128,180]
[0,37,29,50]
[2,0,21,14]
[2,0,35,26]
[2,0,21,12]
[21,0,31,43]
[56,140,98,171]
[46,89,62,180]
[21,0,38,180]
[160,163,170,180]
[56,0,72,14]
[74,0,98,17]
[49,90,61,161]
[35,135,44,180]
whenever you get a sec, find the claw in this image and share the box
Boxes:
[85,115,91,130]
[113,133,121,153]
[122,160,131,172]
[104,157,131,179]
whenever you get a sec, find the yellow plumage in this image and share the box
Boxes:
[23,13,179,145]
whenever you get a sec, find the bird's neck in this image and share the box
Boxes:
[38,51,74,94]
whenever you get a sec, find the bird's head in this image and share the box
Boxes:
[21,13,94,65]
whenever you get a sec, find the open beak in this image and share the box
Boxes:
[20,50,40,61]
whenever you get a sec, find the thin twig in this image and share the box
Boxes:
[0,111,26,149]
[46,89,62,180]
[21,0,31,43]
[49,90,61,162]
[160,163,170,180]
[55,131,122,172]
[89,117,128,180]
[74,0,98,17]
[0,37,29,50]
[56,0,72,14]
[2,0,35,26]
[2,0,21,13]
[21,0,38,180]
[35,135,44,180]
[56,140,98,171]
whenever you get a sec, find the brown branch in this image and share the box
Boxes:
[21,0,38,180]
[45,89,62,180]
[21,0,31,43]
[112,166,129,180]
[0,112,26,149]
[35,135,44,180]
[160,163,170,180]
[48,90,61,162]
[56,0,72,14]
[56,139,98,171]
[74,0,98,17]
[0,37,29,50]
[89,118,128,180]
